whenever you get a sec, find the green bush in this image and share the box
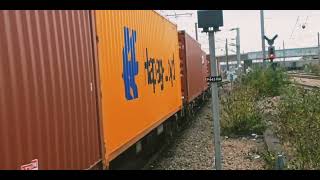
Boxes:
[241,65,289,98]
[229,64,320,169]
[221,86,266,136]
[220,65,287,136]
[304,64,311,73]
[304,63,320,75]
[276,86,320,169]
[310,64,320,75]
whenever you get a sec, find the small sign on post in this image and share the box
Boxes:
[206,76,222,83]
[198,10,224,170]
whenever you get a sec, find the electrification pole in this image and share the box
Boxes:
[236,28,241,70]
[195,23,198,41]
[226,38,229,71]
[283,40,285,66]
[318,32,320,64]
[260,10,266,67]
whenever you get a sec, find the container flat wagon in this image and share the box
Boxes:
[0,10,212,170]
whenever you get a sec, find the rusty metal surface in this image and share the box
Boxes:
[206,55,211,76]
[178,31,188,104]
[178,31,204,103]
[201,50,209,91]
[0,10,102,169]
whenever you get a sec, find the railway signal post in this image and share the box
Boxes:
[197,10,224,170]
[265,34,278,69]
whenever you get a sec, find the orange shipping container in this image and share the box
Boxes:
[95,10,182,162]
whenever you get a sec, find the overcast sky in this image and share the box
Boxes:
[157,10,320,56]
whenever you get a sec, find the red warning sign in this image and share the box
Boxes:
[21,159,39,170]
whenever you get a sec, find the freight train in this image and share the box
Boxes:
[0,10,212,170]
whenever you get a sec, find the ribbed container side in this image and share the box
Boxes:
[95,10,182,161]
[201,50,209,91]
[0,10,102,170]
[178,31,204,103]
[206,54,222,80]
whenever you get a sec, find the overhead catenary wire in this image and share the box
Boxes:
[290,16,300,39]
[165,10,320,55]
[303,16,309,27]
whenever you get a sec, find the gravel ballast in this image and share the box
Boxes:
[148,101,266,170]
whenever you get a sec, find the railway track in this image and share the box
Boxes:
[288,73,320,80]
[292,82,320,90]
[288,72,320,90]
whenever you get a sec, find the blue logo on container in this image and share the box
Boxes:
[122,27,139,100]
